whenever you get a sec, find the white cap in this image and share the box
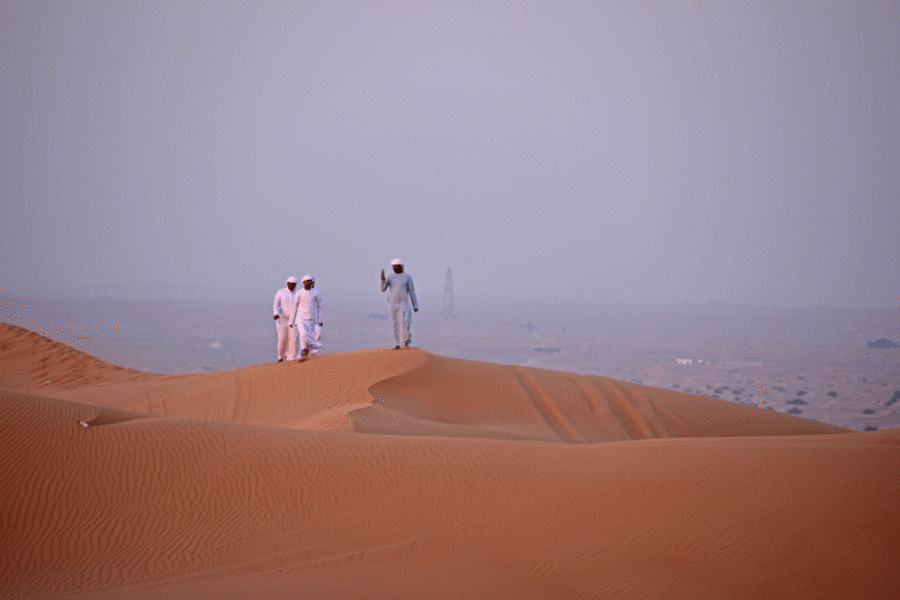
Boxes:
[286,276,298,284]
[391,258,404,266]
[301,274,314,283]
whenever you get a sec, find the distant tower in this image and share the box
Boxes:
[443,266,455,320]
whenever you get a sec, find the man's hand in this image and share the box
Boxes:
[414,308,418,312]
[274,315,279,320]
[380,269,386,282]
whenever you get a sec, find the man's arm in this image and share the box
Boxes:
[316,292,323,325]
[407,276,418,311]
[380,270,390,292]
[273,291,282,319]
[289,293,300,327]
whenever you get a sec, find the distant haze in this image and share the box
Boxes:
[2,1,898,307]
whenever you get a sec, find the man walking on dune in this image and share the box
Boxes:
[273,276,299,362]
[290,275,323,361]
[381,259,418,349]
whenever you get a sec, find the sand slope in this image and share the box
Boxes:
[1,323,898,599]
[0,323,848,441]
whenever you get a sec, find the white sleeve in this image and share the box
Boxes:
[289,293,300,326]
[408,277,418,311]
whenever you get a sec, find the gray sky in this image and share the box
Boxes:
[2,1,898,307]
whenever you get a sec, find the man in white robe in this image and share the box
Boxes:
[272,276,299,362]
[290,275,323,360]
[380,259,418,349]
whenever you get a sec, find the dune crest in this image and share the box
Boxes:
[356,353,847,442]
[0,323,149,392]
[0,323,848,442]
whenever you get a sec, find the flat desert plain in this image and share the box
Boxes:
[1,295,898,598]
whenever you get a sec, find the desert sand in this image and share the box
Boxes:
[1,322,898,599]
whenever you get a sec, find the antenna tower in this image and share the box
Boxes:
[443,266,455,319]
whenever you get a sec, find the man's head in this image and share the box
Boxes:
[286,276,297,291]
[391,258,404,274]
[302,275,314,290]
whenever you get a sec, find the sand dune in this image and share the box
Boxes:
[1,323,897,599]
[0,323,848,441]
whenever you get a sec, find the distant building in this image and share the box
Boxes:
[676,358,693,365]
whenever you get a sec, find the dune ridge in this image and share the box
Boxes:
[1,323,897,599]
[0,323,848,443]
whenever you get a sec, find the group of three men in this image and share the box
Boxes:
[273,259,418,362]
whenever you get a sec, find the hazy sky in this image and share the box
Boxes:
[2,1,898,307]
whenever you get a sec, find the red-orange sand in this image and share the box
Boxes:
[1,323,898,599]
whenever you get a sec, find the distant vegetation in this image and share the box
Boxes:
[866,338,899,349]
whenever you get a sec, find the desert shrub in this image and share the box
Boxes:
[862,408,875,414]
[774,386,787,393]
[886,391,900,407]
[866,338,898,349]
[787,398,808,405]
[796,390,807,396]
[864,425,879,431]
[787,407,803,415]
[827,391,837,397]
